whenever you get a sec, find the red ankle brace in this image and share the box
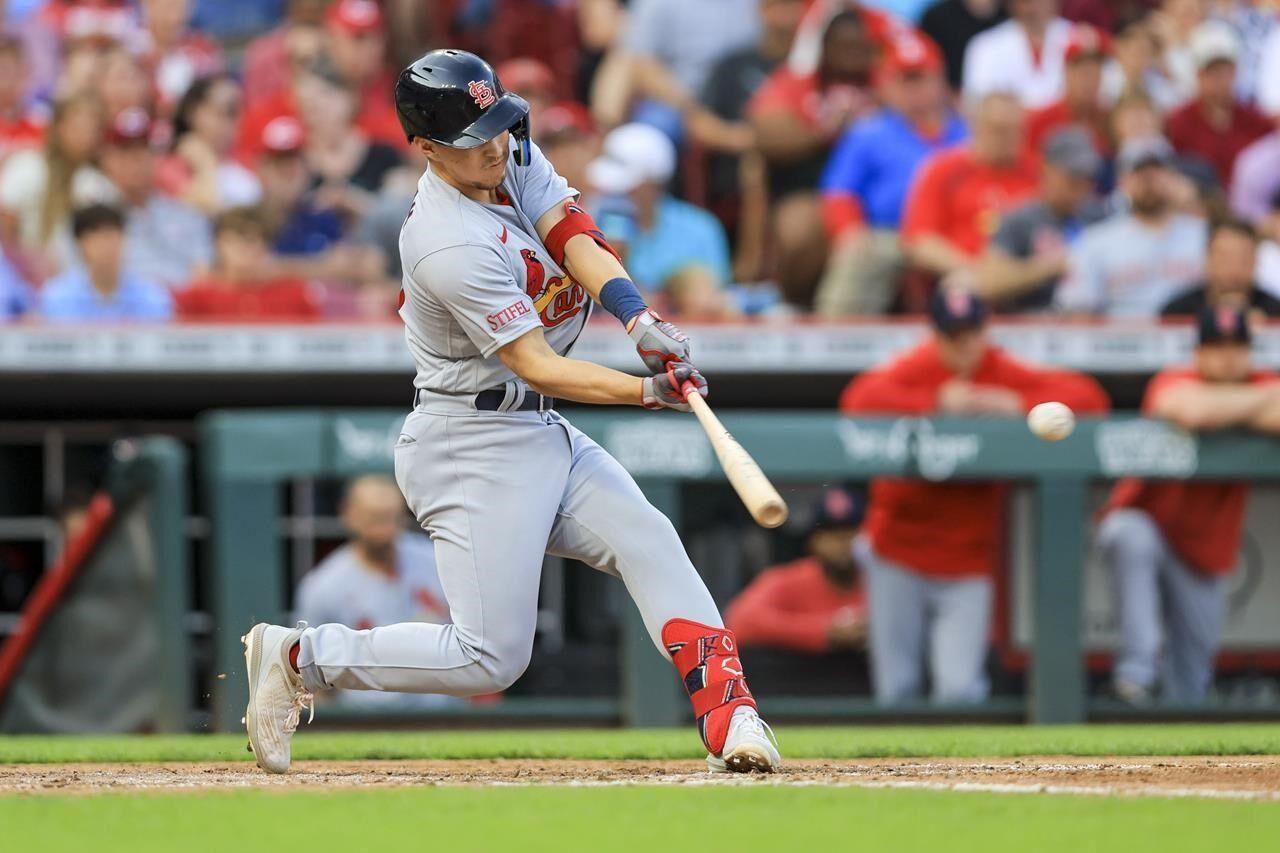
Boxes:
[661,618,757,757]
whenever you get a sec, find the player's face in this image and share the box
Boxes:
[1206,229,1258,299]
[936,327,988,377]
[1196,342,1252,384]
[420,131,510,196]
[343,481,406,557]
[809,527,858,581]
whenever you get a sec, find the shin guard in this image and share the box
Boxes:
[661,618,757,757]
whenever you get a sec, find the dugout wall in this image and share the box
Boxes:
[198,410,1280,733]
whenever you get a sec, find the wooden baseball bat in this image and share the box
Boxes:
[683,383,789,529]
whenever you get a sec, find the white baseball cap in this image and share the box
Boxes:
[1189,21,1240,69]
[587,123,676,194]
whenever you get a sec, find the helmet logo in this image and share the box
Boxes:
[468,79,496,109]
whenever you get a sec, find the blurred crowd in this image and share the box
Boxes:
[2,0,1280,323]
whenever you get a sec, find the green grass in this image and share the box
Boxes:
[3,723,1280,765]
[4,784,1278,853]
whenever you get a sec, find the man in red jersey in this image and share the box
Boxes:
[900,91,1039,282]
[1098,305,1280,704]
[1023,22,1111,158]
[840,288,1109,702]
[726,488,867,654]
[176,206,320,320]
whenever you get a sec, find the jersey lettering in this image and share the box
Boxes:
[487,299,531,331]
[520,248,587,328]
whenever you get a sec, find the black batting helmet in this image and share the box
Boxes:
[395,49,532,165]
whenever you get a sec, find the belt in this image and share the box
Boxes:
[474,387,555,412]
[413,384,554,413]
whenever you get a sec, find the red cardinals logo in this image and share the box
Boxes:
[468,79,496,109]
[520,248,587,328]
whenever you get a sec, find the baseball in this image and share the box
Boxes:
[1027,401,1076,442]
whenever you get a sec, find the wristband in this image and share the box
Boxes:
[599,277,647,326]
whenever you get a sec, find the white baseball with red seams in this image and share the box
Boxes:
[1027,401,1076,441]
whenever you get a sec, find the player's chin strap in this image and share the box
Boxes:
[662,618,758,758]
[511,116,531,166]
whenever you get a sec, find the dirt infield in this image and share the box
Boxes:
[3,756,1279,799]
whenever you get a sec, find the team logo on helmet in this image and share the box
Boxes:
[468,79,497,109]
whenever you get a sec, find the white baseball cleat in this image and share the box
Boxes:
[242,621,313,774]
[707,706,780,774]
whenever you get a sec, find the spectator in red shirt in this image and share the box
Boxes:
[1098,306,1280,704]
[839,288,1109,702]
[900,91,1040,282]
[0,34,45,162]
[726,488,868,654]
[137,0,224,116]
[1165,21,1271,189]
[176,206,321,320]
[748,10,881,307]
[1024,23,1111,159]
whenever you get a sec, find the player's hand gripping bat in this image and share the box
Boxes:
[681,381,789,529]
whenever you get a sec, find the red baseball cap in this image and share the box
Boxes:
[540,102,596,140]
[261,116,306,155]
[1064,24,1111,63]
[882,31,943,76]
[325,0,384,35]
[106,107,153,146]
[497,58,555,96]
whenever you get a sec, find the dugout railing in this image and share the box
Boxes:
[198,409,1280,733]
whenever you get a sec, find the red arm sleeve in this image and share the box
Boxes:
[839,370,940,415]
[724,571,834,654]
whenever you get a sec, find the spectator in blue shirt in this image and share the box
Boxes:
[257,116,345,257]
[815,31,966,315]
[254,115,387,299]
[0,250,34,321]
[588,123,737,319]
[37,205,173,322]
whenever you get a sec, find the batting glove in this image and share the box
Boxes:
[642,362,708,412]
[627,308,691,374]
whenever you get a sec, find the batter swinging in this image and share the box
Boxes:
[242,49,780,775]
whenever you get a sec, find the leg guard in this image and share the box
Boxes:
[662,618,757,757]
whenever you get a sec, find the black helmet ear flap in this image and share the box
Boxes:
[511,115,531,166]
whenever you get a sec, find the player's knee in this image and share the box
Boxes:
[1099,509,1163,566]
[482,644,533,691]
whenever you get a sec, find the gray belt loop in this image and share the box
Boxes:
[507,381,526,413]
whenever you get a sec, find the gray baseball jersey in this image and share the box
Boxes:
[397,140,590,393]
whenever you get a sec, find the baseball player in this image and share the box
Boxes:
[1099,306,1280,703]
[242,49,779,775]
[839,289,1109,703]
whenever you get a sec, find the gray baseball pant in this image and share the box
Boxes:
[296,406,722,696]
[1097,508,1227,702]
[855,536,992,703]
